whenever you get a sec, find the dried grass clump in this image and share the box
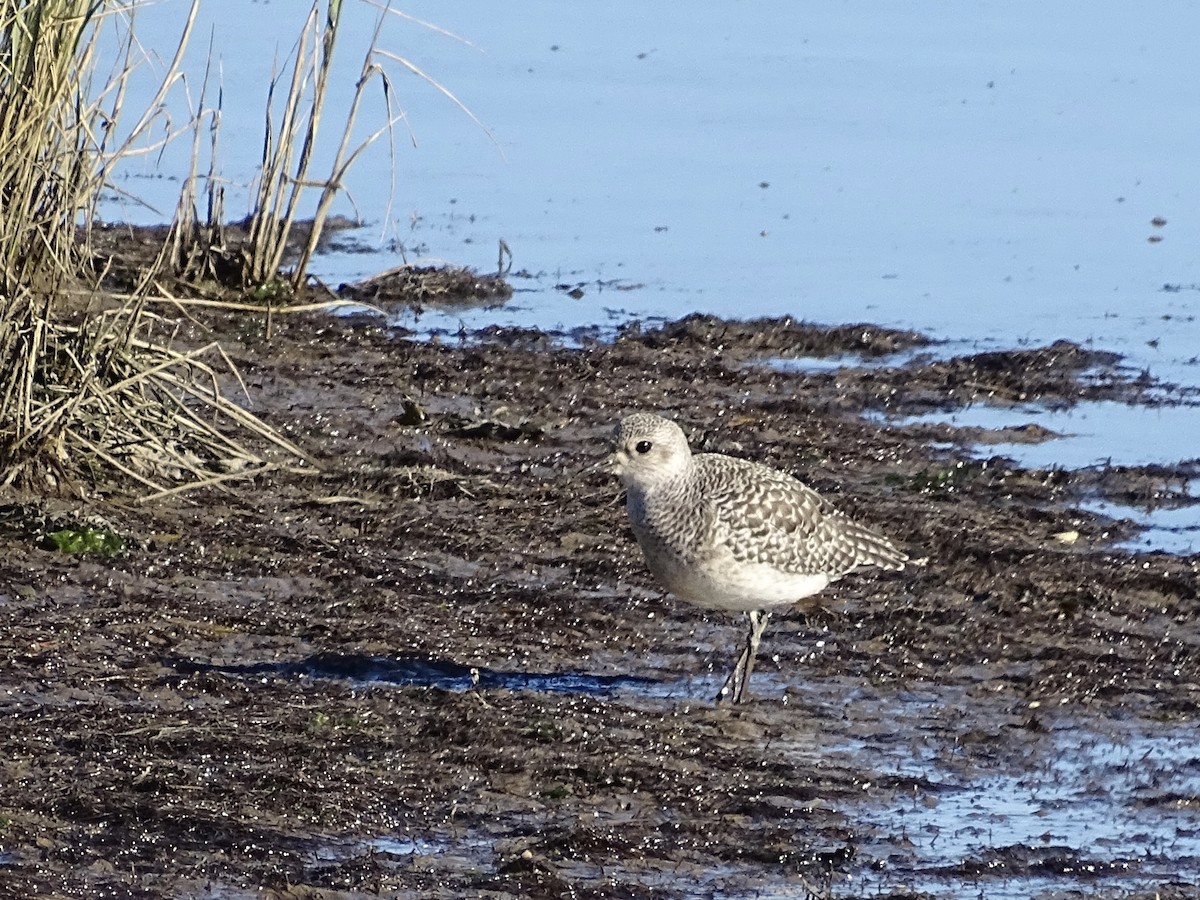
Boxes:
[0,1,305,495]
[0,1,102,300]
[165,0,404,295]
[0,0,492,495]
[0,302,309,496]
[167,0,496,300]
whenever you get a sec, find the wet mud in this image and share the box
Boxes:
[1,310,1198,898]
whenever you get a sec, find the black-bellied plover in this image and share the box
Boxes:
[610,412,907,703]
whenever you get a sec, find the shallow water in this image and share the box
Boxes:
[105,2,1200,374]
[101,2,1200,554]
[881,401,1200,472]
[767,341,973,375]
[875,400,1200,553]
[173,651,658,695]
[1084,498,1200,556]
[839,721,1200,898]
[294,658,1200,898]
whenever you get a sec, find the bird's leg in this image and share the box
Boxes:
[734,610,771,703]
[716,609,771,704]
[716,644,748,703]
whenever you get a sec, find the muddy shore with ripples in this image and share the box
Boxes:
[2,310,1197,898]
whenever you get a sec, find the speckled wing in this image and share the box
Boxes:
[695,453,906,578]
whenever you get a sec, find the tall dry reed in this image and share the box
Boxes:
[0,1,309,493]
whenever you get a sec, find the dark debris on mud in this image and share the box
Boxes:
[1,310,1198,899]
[618,313,931,358]
[338,264,513,309]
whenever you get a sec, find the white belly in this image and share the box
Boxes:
[637,538,831,612]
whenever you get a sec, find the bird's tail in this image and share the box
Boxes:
[828,514,908,573]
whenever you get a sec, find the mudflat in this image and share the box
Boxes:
[2,310,1197,898]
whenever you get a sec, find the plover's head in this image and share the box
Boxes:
[609,413,692,490]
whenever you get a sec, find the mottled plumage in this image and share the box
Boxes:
[610,412,907,702]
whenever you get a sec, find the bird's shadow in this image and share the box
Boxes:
[165,651,658,698]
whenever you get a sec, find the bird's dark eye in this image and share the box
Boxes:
[635,440,652,454]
